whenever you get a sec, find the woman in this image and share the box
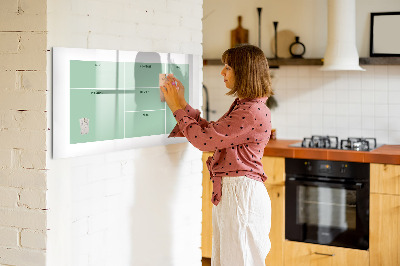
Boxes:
[161,44,273,266]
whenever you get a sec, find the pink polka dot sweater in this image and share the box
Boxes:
[169,97,272,206]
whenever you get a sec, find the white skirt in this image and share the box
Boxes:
[212,176,271,266]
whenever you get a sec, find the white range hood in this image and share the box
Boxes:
[320,0,365,71]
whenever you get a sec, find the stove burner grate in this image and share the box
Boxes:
[301,135,339,149]
[298,136,378,151]
[340,137,377,151]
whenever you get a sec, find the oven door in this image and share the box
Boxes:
[285,177,369,250]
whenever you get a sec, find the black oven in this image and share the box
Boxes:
[285,158,369,250]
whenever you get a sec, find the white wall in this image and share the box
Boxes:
[203,0,326,59]
[203,0,400,58]
[46,0,203,266]
[203,0,400,145]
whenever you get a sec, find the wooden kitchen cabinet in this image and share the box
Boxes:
[370,193,400,266]
[370,163,400,266]
[262,156,285,266]
[201,154,286,266]
[261,156,285,186]
[284,241,369,266]
[370,163,400,195]
[202,152,213,258]
[264,184,285,266]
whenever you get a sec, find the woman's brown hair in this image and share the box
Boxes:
[221,44,273,99]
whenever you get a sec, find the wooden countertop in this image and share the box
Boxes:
[263,139,400,165]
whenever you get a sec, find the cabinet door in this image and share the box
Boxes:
[264,184,284,266]
[370,163,400,195]
[370,193,400,266]
[261,156,285,186]
[202,152,213,258]
[284,241,369,266]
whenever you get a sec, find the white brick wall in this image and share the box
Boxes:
[0,0,48,265]
[21,229,47,250]
[0,248,46,266]
[0,169,47,189]
[0,187,19,208]
[0,227,19,247]
[46,1,203,266]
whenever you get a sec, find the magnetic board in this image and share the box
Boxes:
[52,47,201,158]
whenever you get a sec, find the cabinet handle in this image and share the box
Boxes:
[314,252,335,257]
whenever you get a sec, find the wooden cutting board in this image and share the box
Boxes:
[231,16,249,48]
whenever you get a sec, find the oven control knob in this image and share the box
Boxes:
[304,161,312,171]
[340,164,347,174]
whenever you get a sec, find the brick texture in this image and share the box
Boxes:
[0,169,47,189]
[0,4,46,32]
[21,229,46,249]
[16,70,47,91]
[0,208,47,230]
[0,91,46,111]
[0,129,46,150]
[0,187,19,208]
[0,247,46,266]
[0,110,47,130]
[0,71,16,90]
[0,227,19,247]
[46,0,203,266]
[0,0,47,264]
[19,189,47,209]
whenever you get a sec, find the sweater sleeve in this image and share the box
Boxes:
[172,106,257,152]
[168,104,211,138]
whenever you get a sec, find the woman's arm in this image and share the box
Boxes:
[172,77,211,127]
[162,77,211,137]
[172,107,257,152]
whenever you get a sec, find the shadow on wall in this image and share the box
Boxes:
[128,52,198,265]
[129,139,193,264]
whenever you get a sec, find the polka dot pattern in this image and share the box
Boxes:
[168,97,272,206]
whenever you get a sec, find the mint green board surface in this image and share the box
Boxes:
[70,60,189,144]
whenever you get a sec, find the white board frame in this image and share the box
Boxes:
[52,47,201,159]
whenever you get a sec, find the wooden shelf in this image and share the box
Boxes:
[359,57,400,65]
[202,59,223,66]
[268,58,322,67]
[203,58,323,67]
[203,57,400,67]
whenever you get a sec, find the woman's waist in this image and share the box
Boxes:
[211,164,265,177]
[212,170,266,182]
[222,174,264,183]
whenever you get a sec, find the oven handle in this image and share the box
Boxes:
[314,252,335,257]
[286,177,364,189]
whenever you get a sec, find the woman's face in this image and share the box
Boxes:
[220,64,235,89]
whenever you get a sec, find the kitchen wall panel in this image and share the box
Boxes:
[203,65,400,144]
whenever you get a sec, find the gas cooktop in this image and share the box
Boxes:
[289,135,383,151]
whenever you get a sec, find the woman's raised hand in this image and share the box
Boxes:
[160,76,185,113]
[174,78,187,108]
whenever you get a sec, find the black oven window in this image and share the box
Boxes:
[297,186,357,230]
